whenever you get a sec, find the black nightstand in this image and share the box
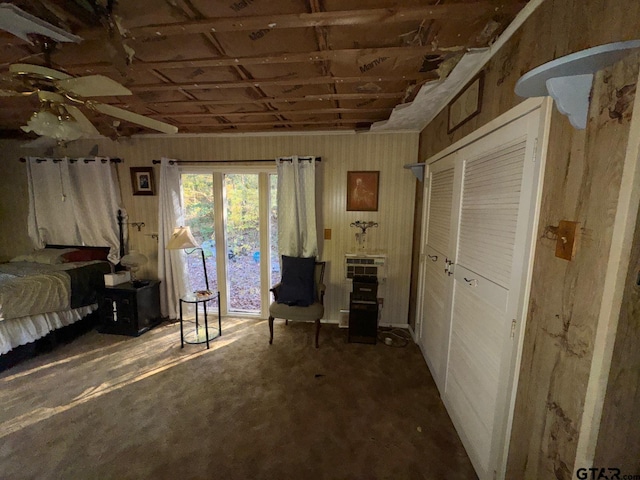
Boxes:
[98,281,162,336]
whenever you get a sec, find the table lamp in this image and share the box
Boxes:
[166,226,211,294]
[120,250,148,287]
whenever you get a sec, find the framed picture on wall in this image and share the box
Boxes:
[347,171,379,211]
[447,71,484,133]
[130,167,156,196]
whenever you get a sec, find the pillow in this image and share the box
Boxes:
[10,248,79,265]
[277,255,316,307]
[62,248,109,262]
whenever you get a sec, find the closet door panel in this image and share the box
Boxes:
[444,110,543,479]
[427,163,456,256]
[417,154,458,391]
[420,246,450,385]
[446,266,509,474]
[457,139,527,288]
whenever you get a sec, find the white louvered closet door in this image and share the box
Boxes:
[444,110,543,480]
[417,154,459,392]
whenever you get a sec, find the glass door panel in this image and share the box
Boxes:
[224,173,260,313]
[269,173,280,288]
[182,173,218,295]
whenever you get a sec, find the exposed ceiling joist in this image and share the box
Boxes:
[144,92,404,107]
[110,3,520,38]
[155,107,392,119]
[129,74,434,92]
[69,45,463,73]
[177,118,376,128]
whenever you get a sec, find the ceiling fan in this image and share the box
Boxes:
[1,63,178,141]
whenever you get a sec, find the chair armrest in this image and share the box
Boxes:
[270,282,281,301]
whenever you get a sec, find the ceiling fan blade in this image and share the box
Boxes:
[0,89,33,97]
[64,105,101,136]
[0,72,37,96]
[37,90,66,103]
[92,103,178,134]
[56,75,132,97]
[9,63,71,80]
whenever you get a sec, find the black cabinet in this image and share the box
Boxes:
[98,281,162,336]
[348,294,378,344]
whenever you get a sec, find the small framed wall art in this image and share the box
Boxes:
[130,167,156,196]
[347,171,379,212]
[447,72,484,133]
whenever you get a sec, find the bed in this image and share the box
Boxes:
[0,245,112,370]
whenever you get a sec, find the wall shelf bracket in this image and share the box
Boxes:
[515,40,640,129]
[403,163,425,181]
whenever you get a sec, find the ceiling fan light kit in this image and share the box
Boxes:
[5,62,178,140]
[21,111,86,142]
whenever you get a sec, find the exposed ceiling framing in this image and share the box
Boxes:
[0,0,528,139]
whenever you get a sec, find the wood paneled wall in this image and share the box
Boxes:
[0,131,418,325]
[594,196,640,473]
[414,0,640,478]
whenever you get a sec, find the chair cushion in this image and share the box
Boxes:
[277,255,316,307]
[269,301,324,321]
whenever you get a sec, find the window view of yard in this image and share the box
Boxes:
[182,172,279,313]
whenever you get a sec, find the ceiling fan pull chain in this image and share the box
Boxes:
[59,158,66,202]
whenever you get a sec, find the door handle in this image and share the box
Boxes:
[427,254,438,262]
[464,277,478,287]
[444,258,453,276]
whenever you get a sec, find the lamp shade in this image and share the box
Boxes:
[166,226,199,250]
[120,250,148,269]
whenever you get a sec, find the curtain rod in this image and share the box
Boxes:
[151,157,321,165]
[19,157,123,164]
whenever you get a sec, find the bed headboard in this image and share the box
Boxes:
[45,244,111,262]
[45,210,124,263]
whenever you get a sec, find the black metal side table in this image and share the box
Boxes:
[179,291,221,349]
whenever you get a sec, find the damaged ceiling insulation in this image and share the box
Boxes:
[0,0,528,138]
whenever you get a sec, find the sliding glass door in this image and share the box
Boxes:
[182,173,218,294]
[224,173,260,313]
[182,167,276,317]
[269,173,280,288]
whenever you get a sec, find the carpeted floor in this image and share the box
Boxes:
[0,318,477,480]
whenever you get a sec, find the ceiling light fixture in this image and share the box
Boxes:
[21,110,85,142]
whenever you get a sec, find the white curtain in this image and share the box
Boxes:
[67,159,124,263]
[157,157,188,319]
[27,158,79,247]
[26,157,124,263]
[276,156,318,257]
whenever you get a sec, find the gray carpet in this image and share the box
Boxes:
[0,318,477,480]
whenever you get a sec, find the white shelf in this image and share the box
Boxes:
[515,40,640,129]
[403,163,425,181]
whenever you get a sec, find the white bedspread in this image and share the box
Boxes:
[0,263,71,322]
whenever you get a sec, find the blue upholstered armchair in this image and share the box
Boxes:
[268,260,326,348]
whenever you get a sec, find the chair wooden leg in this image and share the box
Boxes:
[268,316,274,344]
[315,319,320,348]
